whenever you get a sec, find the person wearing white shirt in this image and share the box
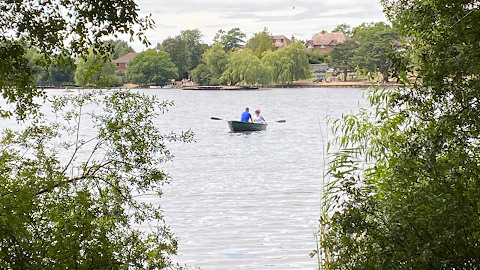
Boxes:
[254,109,266,124]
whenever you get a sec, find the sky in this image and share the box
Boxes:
[129,0,387,52]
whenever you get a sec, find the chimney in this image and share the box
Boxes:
[321,30,326,34]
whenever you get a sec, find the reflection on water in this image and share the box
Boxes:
[44,88,366,269]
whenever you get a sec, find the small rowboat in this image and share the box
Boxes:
[228,121,267,132]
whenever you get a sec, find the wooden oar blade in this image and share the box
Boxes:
[211,117,223,120]
[276,120,286,123]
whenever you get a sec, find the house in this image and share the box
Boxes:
[272,35,292,48]
[305,31,350,52]
[112,52,137,75]
[154,43,163,51]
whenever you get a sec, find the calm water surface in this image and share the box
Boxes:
[33,87,365,270]
[136,87,366,270]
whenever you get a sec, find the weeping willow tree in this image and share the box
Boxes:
[262,41,310,84]
[316,1,480,269]
[221,48,271,85]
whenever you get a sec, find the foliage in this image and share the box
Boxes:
[328,39,359,81]
[213,28,246,51]
[245,28,275,58]
[104,40,134,60]
[0,90,194,269]
[317,1,480,269]
[190,63,214,86]
[180,29,205,72]
[307,50,328,64]
[262,41,310,84]
[203,43,228,79]
[352,22,399,74]
[1,0,153,119]
[74,48,117,87]
[332,23,353,36]
[162,29,204,78]
[352,22,377,42]
[221,48,270,85]
[190,43,228,85]
[162,36,190,78]
[126,50,178,86]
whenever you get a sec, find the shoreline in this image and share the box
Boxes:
[57,81,400,90]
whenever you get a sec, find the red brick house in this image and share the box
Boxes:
[112,52,137,75]
[305,31,350,52]
[272,35,292,48]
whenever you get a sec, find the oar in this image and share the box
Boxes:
[211,117,286,123]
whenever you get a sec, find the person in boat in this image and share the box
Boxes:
[254,109,266,124]
[241,107,253,122]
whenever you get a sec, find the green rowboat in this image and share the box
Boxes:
[228,121,267,132]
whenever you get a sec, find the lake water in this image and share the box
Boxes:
[23,87,366,270]
[132,87,366,270]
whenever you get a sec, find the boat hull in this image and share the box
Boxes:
[228,121,267,132]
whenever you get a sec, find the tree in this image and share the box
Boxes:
[162,29,205,78]
[204,43,229,79]
[0,91,194,269]
[328,39,359,81]
[317,1,480,269]
[190,63,214,86]
[352,22,399,76]
[1,1,195,268]
[262,41,311,84]
[162,36,190,78]
[180,29,205,71]
[245,28,275,58]
[332,23,353,36]
[48,62,76,87]
[352,22,376,42]
[190,43,228,86]
[126,50,178,86]
[104,40,134,60]
[74,48,118,87]
[221,48,270,85]
[306,50,327,64]
[1,0,153,119]
[213,28,246,51]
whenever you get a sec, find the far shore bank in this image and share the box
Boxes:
[118,80,401,90]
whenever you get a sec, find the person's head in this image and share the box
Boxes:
[255,109,260,115]
[245,107,249,112]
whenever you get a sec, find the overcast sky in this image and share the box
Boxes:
[129,0,387,51]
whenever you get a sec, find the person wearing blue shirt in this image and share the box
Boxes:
[241,107,253,122]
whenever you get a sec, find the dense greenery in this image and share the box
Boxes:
[213,28,246,52]
[221,48,270,85]
[306,50,328,64]
[162,29,204,79]
[328,39,359,81]
[74,48,119,87]
[126,50,178,86]
[0,91,194,269]
[245,28,276,58]
[352,22,399,76]
[317,1,480,269]
[190,43,228,85]
[327,22,399,79]
[262,41,311,84]
[0,0,153,119]
[1,1,197,269]
[104,39,135,60]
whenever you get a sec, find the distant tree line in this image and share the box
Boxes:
[24,23,399,88]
